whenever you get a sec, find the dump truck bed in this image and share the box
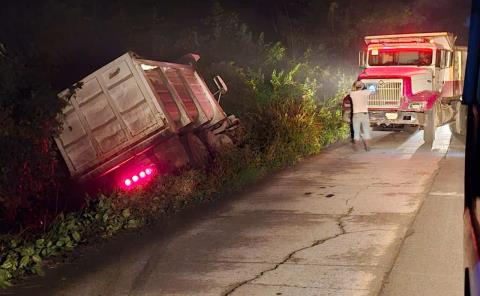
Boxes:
[55,52,227,180]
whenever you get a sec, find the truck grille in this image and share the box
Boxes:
[364,80,403,108]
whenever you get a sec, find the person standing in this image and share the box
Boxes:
[349,80,373,151]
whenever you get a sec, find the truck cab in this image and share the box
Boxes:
[344,32,467,142]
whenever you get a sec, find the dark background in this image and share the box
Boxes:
[0,0,471,89]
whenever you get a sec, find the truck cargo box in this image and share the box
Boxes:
[55,52,231,182]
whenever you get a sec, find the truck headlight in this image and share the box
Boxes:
[408,102,426,110]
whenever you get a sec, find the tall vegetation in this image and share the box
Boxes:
[0,48,77,231]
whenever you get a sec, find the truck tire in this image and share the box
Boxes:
[424,102,439,143]
[450,101,467,136]
[203,130,234,154]
[181,133,211,168]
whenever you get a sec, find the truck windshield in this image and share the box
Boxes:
[368,49,433,66]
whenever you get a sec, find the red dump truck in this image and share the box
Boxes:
[343,32,467,141]
[55,52,239,190]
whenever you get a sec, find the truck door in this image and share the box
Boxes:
[359,50,367,68]
[434,49,445,91]
[436,49,454,96]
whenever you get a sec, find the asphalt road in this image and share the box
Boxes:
[4,125,464,296]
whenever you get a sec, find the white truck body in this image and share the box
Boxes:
[344,32,468,141]
[55,52,235,186]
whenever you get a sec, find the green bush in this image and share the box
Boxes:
[241,63,348,167]
[0,193,145,288]
[0,47,79,231]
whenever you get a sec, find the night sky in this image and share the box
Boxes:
[0,0,472,88]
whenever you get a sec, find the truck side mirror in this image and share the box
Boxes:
[213,75,228,102]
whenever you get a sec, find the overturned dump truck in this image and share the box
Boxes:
[55,52,239,190]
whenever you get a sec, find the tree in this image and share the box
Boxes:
[0,46,71,230]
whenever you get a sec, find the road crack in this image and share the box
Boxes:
[222,207,354,296]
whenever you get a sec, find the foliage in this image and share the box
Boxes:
[238,57,349,164]
[0,47,79,231]
[0,193,144,288]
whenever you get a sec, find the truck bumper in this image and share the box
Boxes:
[369,110,426,126]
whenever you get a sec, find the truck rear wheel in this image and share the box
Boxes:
[181,133,211,168]
[202,130,234,154]
[424,102,439,143]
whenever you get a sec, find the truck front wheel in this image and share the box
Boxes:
[451,100,467,136]
[424,102,439,143]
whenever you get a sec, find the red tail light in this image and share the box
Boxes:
[120,165,156,190]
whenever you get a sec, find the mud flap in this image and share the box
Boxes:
[451,101,467,135]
